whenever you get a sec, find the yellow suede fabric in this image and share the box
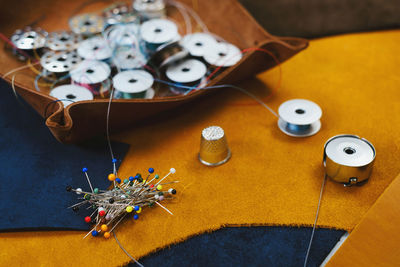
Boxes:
[1,30,400,266]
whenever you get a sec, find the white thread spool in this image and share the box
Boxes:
[106,24,140,48]
[165,58,207,94]
[181,33,218,57]
[140,19,179,52]
[77,36,112,61]
[50,84,94,107]
[203,42,242,68]
[70,60,111,95]
[112,70,154,99]
[112,46,147,70]
[277,99,322,137]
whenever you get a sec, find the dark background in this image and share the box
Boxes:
[239,0,400,38]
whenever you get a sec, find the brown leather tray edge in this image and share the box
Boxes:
[0,0,308,143]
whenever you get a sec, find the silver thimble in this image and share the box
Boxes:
[198,126,231,166]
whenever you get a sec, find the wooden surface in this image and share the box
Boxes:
[326,172,400,266]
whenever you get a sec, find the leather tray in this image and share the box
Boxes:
[0,0,308,143]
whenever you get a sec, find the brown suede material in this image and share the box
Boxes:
[0,0,308,143]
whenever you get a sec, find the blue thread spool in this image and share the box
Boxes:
[140,19,179,55]
[112,70,155,99]
[165,58,207,95]
[277,99,322,137]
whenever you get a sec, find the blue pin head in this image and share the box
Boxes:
[82,167,88,173]
[129,176,134,182]
[148,168,154,174]
[112,158,117,163]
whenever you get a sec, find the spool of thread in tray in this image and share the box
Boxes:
[139,18,179,55]
[112,69,155,99]
[202,42,242,75]
[40,50,81,77]
[70,60,111,96]
[165,58,207,95]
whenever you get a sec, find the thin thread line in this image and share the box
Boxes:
[304,174,327,267]
[106,87,115,164]
[113,232,144,267]
[155,79,279,118]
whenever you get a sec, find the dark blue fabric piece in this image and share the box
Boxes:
[133,227,345,267]
[0,79,130,231]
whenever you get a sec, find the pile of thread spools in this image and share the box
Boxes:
[8,0,243,107]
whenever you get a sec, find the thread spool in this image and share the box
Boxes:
[198,126,231,166]
[277,99,322,137]
[46,31,81,51]
[148,41,188,68]
[50,84,94,107]
[140,19,179,53]
[324,134,376,186]
[77,36,112,61]
[203,42,242,69]
[133,0,166,21]
[106,24,140,48]
[103,3,136,25]
[165,58,206,95]
[70,60,111,95]
[181,33,217,57]
[40,50,81,76]
[112,70,154,99]
[10,27,47,60]
[112,46,147,71]
[69,13,105,36]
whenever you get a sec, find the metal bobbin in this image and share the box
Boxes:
[102,3,136,25]
[69,13,105,36]
[77,36,112,61]
[112,70,154,99]
[40,50,81,75]
[70,60,111,95]
[181,33,218,57]
[140,18,179,53]
[323,134,376,186]
[165,58,206,95]
[149,41,188,68]
[112,46,147,71]
[50,84,94,107]
[46,31,82,51]
[203,42,242,68]
[277,99,322,137]
[10,27,47,60]
[133,0,166,21]
[198,126,231,166]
